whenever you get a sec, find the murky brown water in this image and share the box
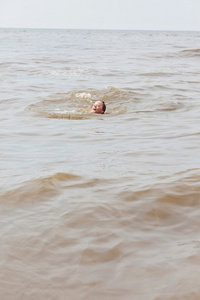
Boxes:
[1,28,200,299]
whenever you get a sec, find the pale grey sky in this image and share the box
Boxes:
[0,0,200,31]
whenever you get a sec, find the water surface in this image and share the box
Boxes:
[1,28,200,300]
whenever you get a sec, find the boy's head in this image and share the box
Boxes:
[92,101,106,114]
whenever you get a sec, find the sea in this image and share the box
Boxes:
[1,28,200,300]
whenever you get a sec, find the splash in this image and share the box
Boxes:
[26,86,182,119]
[26,87,127,119]
[75,92,92,99]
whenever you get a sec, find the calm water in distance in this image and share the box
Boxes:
[1,28,200,299]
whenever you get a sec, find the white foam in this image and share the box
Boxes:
[75,92,91,99]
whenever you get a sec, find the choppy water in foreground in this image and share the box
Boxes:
[1,28,200,299]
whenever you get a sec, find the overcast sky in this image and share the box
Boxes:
[0,0,200,31]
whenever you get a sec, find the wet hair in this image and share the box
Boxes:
[101,101,106,114]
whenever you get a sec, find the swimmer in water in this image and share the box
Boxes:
[90,101,106,114]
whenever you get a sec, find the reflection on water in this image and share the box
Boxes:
[1,28,200,299]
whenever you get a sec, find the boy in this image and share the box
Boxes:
[90,101,106,114]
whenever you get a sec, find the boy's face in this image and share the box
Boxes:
[92,101,103,114]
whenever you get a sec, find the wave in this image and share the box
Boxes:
[0,172,114,206]
[26,87,128,119]
[1,172,81,205]
[180,48,200,56]
[26,86,183,119]
[138,72,176,77]
[1,169,200,207]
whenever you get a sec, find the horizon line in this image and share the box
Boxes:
[0,26,200,33]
